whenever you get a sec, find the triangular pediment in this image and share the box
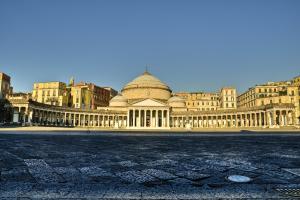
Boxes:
[131,98,167,107]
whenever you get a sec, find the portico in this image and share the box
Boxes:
[127,99,170,129]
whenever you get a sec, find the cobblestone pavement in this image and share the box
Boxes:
[0,132,300,199]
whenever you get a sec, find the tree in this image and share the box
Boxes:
[0,99,13,123]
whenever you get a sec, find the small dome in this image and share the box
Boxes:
[109,94,128,107]
[168,96,186,107]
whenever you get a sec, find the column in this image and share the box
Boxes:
[273,110,276,126]
[144,110,147,127]
[167,110,169,128]
[156,110,158,128]
[127,110,130,128]
[64,113,67,126]
[138,109,141,127]
[73,114,76,126]
[133,109,135,127]
[150,110,153,127]
[268,112,272,126]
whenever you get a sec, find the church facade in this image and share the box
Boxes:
[9,71,298,129]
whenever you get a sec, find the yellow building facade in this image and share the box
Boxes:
[175,87,237,111]
[219,87,237,110]
[175,92,220,111]
[237,80,300,122]
[69,83,91,109]
[68,82,110,109]
[32,82,69,106]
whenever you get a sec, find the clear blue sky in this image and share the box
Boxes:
[0,0,299,94]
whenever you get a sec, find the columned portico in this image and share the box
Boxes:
[126,98,170,129]
[127,107,170,129]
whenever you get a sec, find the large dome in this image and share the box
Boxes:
[121,71,172,102]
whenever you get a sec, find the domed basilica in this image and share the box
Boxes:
[108,70,185,128]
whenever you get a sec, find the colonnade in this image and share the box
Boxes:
[30,109,127,128]
[170,108,295,128]
[10,100,297,129]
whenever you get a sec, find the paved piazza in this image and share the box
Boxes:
[0,132,300,199]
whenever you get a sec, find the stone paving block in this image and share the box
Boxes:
[53,167,88,182]
[190,164,228,173]
[233,164,258,172]
[264,169,299,180]
[1,151,25,168]
[254,163,281,171]
[24,159,63,184]
[0,182,33,198]
[283,168,300,177]
[171,184,206,199]
[181,163,203,171]
[223,168,260,179]
[236,184,282,199]
[175,170,210,181]
[205,159,233,167]
[168,177,194,185]
[203,176,230,188]
[116,170,157,184]
[143,159,178,167]
[28,183,73,199]
[267,152,300,159]
[205,158,256,172]
[118,160,139,167]
[209,185,270,199]
[103,183,141,199]
[0,167,35,183]
[141,184,176,199]
[78,166,113,177]
[251,175,290,184]
[142,169,177,180]
[25,183,106,199]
